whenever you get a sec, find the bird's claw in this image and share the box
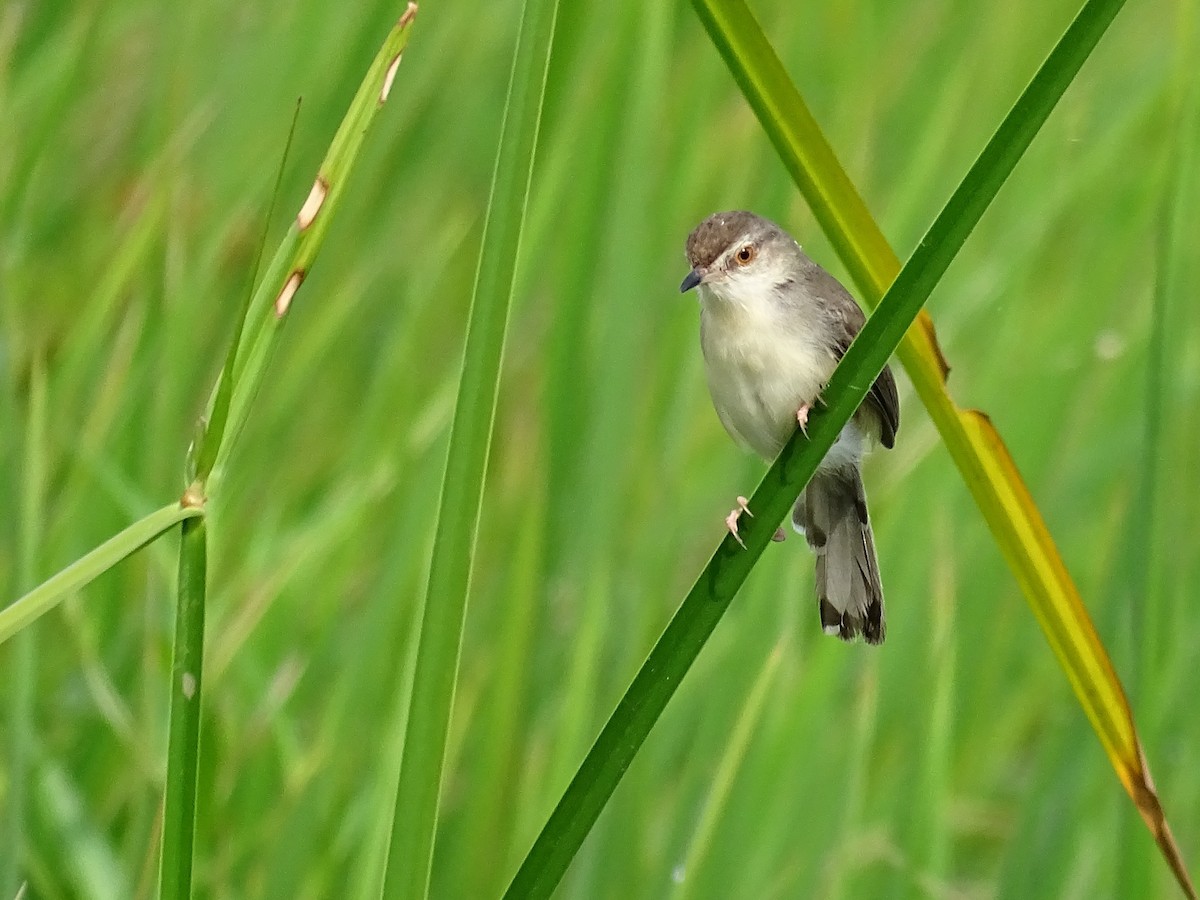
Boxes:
[796,402,811,436]
[725,495,752,549]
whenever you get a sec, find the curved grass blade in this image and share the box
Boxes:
[693,0,1193,893]
[505,0,1195,895]
[379,0,560,897]
[0,502,203,646]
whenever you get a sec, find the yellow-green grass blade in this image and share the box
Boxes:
[0,502,203,646]
[693,0,1193,892]
[200,5,420,496]
[379,0,559,896]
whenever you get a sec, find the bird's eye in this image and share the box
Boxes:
[734,244,756,265]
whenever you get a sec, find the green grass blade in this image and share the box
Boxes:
[694,0,1193,893]
[379,0,560,896]
[202,6,419,497]
[503,0,1198,895]
[158,516,207,900]
[0,503,203,646]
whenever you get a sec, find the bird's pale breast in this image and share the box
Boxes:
[699,290,836,460]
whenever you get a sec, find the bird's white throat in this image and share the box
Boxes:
[697,278,846,462]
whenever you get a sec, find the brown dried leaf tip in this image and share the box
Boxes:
[399,2,417,28]
[275,270,305,318]
[298,177,329,230]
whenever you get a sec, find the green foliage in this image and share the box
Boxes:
[1,0,1197,898]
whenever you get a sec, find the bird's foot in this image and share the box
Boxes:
[725,495,752,549]
[796,403,811,436]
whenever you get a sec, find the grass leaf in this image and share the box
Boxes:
[379,0,560,897]
[190,103,303,486]
[0,503,203,646]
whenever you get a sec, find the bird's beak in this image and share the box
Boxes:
[679,267,704,293]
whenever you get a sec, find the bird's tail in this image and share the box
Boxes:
[793,467,885,644]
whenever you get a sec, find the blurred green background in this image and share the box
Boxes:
[2,0,1197,897]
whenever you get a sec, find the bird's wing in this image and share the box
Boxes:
[811,267,901,449]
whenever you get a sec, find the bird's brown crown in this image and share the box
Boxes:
[684,210,767,269]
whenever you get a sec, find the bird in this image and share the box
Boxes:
[680,210,899,644]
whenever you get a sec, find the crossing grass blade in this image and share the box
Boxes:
[692,0,1194,893]
[503,0,1195,895]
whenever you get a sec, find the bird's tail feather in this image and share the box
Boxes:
[793,467,885,644]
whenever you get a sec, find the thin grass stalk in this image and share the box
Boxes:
[158,516,207,900]
[379,1,559,896]
[0,7,420,897]
[503,0,1175,894]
